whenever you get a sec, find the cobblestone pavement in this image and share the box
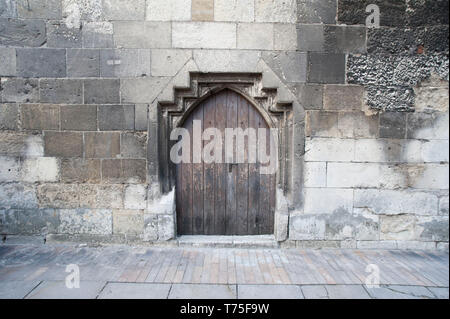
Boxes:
[0,244,448,299]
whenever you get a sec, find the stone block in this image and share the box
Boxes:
[324,26,366,54]
[37,183,79,208]
[262,51,308,82]
[237,23,273,50]
[421,140,449,163]
[172,22,236,49]
[0,103,18,130]
[274,24,297,51]
[98,105,135,131]
[95,185,124,209]
[214,0,254,22]
[121,132,147,158]
[61,158,101,183]
[324,85,363,111]
[297,0,336,24]
[146,0,191,21]
[307,53,346,84]
[289,214,326,240]
[5,208,60,234]
[352,209,379,240]
[113,21,171,48]
[414,87,449,113]
[120,77,170,104]
[27,280,105,299]
[103,0,145,20]
[416,216,449,242]
[59,209,113,235]
[304,162,326,187]
[305,111,339,137]
[0,0,16,17]
[303,188,353,215]
[44,131,83,158]
[82,22,113,48]
[21,157,59,183]
[158,214,175,240]
[143,213,158,241]
[326,285,370,299]
[407,112,449,140]
[16,48,66,77]
[40,79,83,104]
[0,78,39,103]
[379,112,407,139]
[21,104,60,130]
[396,241,436,250]
[0,18,45,46]
[0,155,21,181]
[0,47,16,76]
[407,164,449,190]
[62,0,102,23]
[0,132,44,157]
[100,49,151,77]
[17,0,61,19]
[365,85,415,112]
[297,24,324,52]
[47,20,82,48]
[239,285,303,299]
[84,132,120,158]
[84,79,120,104]
[113,210,144,236]
[67,49,100,77]
[60,105,97,131]
[301,285,328,299]
[124,184,147,209]
[0,183,38,209]
[192,0,214,21]
[151,49,192,76]
[289,84,323,110]
[135,104,148,131]
[102,159,147,184]
[354,189,439,216]
[356,240,397,249]
[354,138,422,163]
[194,50,261,73]
[305,137,354,162]
[255,0,296,23]
[439,196,449,216]
[380,215,416,241]
[337,111,379,138]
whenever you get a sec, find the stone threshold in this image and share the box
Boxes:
[176,235,279,248]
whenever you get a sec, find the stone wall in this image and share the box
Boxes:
[0,0,448,249]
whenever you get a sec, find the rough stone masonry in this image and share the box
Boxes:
[0,0,448,250]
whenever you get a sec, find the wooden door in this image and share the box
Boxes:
[176,89,276,235]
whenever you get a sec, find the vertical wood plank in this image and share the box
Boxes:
[192,106,204,234]
[214,91,227,234]
[248,105,261,235]
[180,117,193,235]
[236,96,249,235]
[203,96,216,234]
[226,91,238,235]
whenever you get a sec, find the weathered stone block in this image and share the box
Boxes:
[407,164,449,190]
[308,53,346,84]
[304,162,326,187]
[98,105,135,131]
[262,51,308,83]
[84,79,120,104]
[0,18,46,46]
[3,208,59,234]
[102,159,147,184]
[0,78,39,103]
[0,155,21,181]
[113,21,171,48]
[192,0,214,21]
[416,216,449,242]
[151,49,192,76]
[214,0,254,22]
[158,214,175,240]
[21,157,59,183]
[67,49,100,77]
[297,24,324,52]
[194,50,260,73]
[135,104,148,131]
[297,0,336,24]
[59,209,113,235]
[305,111,339,137]
[0,132,43,157]
[380,215,416,241]
[324,26,366,54]
[120,77,170,104]
[354,138,422,163]
[439,196,449,216]
[396,241,436,250]
[47,20,82,48]
[305,137,354,162]
[407,112,449,140]
[365,85,415,112]
[289,214,326,240]
[100,49,151,77]
[255,0,296,23]
[143,213,158,241]
[0,0,16,18]
[37,183,79,209]
[113,209,144,236]
[84,132,120,158]
[21,104,60,130]
[103,0,145,20]
[352,209,380,240]
[303,188,353,215]
[237,23,273,50]
[421,140,449,163]
[0,47,16,76]
[40,80,82,105]
[323,85,363,111]
[61,158,101,183]
[124,184,147,209]
[17,0,62,19]
[354,189,439,216]
[60,105,97,131]
[95,185,124,209]
[414,87,449,113]
[172,22,236,49]
[274,24,297,51]
[82,22,113,48]
[289,84,323,110]
[62,0,102,23]
[357,240,397,249]
[338,112,379,138]
[0,103,18,130]
[44,131,83,158]
[0,183,38,209]
[379,112,407,139]
[146,0,191,21]
[121,132,147,158]
[16,48,66,77]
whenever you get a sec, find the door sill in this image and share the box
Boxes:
[177,235,278,248]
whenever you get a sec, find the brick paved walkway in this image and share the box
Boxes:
[0,244,448,299]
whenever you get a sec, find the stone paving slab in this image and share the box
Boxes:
[325,285,371,299]
[168,284,237,299]
[25,281,106,299]
[238,284,304,299]
[301,285,329,299]
[98,283,171,299]
[427,287,450,299]
[0,281,40,299]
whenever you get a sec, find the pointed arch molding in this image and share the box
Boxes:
[147,60,306,241]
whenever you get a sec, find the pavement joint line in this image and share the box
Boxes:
[22,280,43,300]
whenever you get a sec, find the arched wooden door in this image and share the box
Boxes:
[176,89,276,236]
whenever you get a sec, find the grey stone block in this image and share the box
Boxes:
[61,105,97,131]
[297,24,324,52]
[17,48,66,78]
[379,112,407,139]
[324,85,364,111]
[262,51,308,83]
[102,0,146,21]
[0,103,18,130]
[17,0,62,19]
[26,281,106,299]
[238,285,304,299]
[98,105,135,131]
[0,47,16,76]
[100,49,151,77]
[324,26,366,54]
[84,79,120,104]
[102,159,147,184]
[40,79,83,104]
[84,132,120,159]
[61,158,101,183]
[168,284,237,299]
[21,104,60,130]
[67,49,100,77]
[120,77,171,104]
[121,132,147,158]
[82,22,114,48]
[113,21,171,49]
[297,0,337,24]
[47,20,82,48]
[289,84,323,110]
[0,0,17,18]
[98,283,171,299]
[15,208,60,234]
[0,183,38,209]
[307,53,346,84]
[0,281,40,299]
[0,78,39,103]
[44,131,83,158]
[301,285,329,299]
[0,18,46,46]
[326,285,371,299]
[134,104,148,131]
[59,209,113,235]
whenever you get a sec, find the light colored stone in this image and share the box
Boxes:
[305,138,354,162]
[421,140,449,163]
[353,208,380,240]
[396,241,436,250]
[437,242,449,251]
[255,0,297,23]
[168,284,237,299]
[100,49,151,77]
[0,47,16,76]
[408,164,449,190]
[95,185,124,209]
[416,216,449,242]
[354,189,439,216]
[143,214,158,241]
[194,50,261,73]
[102,0,145,20]
[113,21,171,48]
[62,0,102,27]
[439,196,449,215]
[158,214,175,240]
[112,210,144,236]
[0,133,43,157]
[0,156,21,182]
[192,0,214,21]
[408,112,449,140]
[304,162,326,187]
[237,23,273,50]
[146,0,191,21]
[380,215,417,241]
[59,209,113,235]
[21,157,59,183]
[0,281,40,299]
[414,87,449,113]
[354,139,422,163]
[301,285,328,299]
[0,183,38,209]
[303,188,353,215]
[238,285,304,299]
[151,49,192,76]
[274,188,289,241]
[357,240,397,249]
[98,283,171,299]
[274,24,297,50]
[427,287,449,299]
[214,0,254,22]
[120,77,171,104]
[326,285,371,299]
[172,22,236,49]
[82,21,113,48]
[289,214,326,240]
[124,184,147,209]
[26,281,105,299]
